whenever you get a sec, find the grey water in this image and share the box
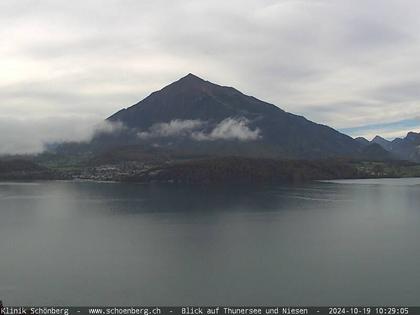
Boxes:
[0,178,420,305]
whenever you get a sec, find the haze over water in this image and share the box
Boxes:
[0,179,419,305]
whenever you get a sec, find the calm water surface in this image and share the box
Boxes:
[0,178,419,305]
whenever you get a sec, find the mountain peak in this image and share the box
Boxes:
[407,131,419,137]
[371,135,393,152]
[355,137,370,146]
[406,131,420,142]
[183,73,203,80]
[162,73,213,94]
[176,73,206,85]
[372,135,389,142]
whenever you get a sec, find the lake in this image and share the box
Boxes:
[0,178,419,305]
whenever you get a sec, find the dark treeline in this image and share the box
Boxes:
[1,156,419,183]
[0,159,66,180]
[122,157,392,184]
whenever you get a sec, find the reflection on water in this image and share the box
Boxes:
[0,179,420,305]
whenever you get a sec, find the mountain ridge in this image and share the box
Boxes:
[370,132,420,162]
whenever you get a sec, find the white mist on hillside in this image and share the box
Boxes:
[0,116,122,155]
[137,117,261,142]
[192,117,261,141]
[138,119,204,139]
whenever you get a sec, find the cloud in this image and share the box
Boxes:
[137,119,204,139]
[1,0,420,146]
[137,117,261,142]
[0,116,122,155]
[192,118,261,141]
[94,120,126,135]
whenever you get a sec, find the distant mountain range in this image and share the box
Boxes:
[357,132,420,162]
[98,73,388,160]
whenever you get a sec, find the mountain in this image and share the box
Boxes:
[372,135,393,151]
[105,73,388,160]
[373,132,420,162]
[355,137,370,146]
[360,143,394,160]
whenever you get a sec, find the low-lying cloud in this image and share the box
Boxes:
[137,117,261,142]
[0,116,123,155]
[138,119,204,139]
[192,117,261,141]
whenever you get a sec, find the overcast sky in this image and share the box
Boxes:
[1,0,420,153]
